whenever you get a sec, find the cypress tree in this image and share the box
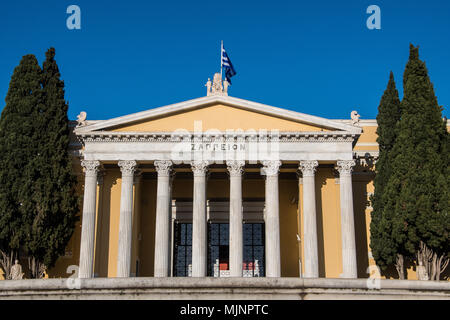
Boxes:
[0,55,43,278]
[385,44,449,280]
[421,115,449,280]
[23,48,80,278]
[370,72,403,278]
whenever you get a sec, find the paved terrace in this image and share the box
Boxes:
[0,277,448,300]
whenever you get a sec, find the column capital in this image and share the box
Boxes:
[190,160,209,177]
[226,160,245,177]
[81,160,101,177]
[299,160,319,177]
[336,160,356,176]
[118,160,137,177]
[261,160,281,176]
[154,160,173,177]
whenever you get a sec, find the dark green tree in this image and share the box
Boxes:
[22,48,80,278]
[370,72,404,278]
[0,55,43,278]
[385,44,449,280]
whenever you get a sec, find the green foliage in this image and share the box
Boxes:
[0,54,43,254]
[0,49,80,274]
[23,48,80,270]
[383,44,449,263]
[370,71,402,270]
[371,45,449,276]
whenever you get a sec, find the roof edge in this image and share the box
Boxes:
[75,95,363,134]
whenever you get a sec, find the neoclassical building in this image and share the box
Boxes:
[50,75,391,280]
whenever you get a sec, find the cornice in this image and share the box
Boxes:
[335,119,378,126]
[76,130,360,144]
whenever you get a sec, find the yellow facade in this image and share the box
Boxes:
[42,102,449,281]
[112,104,328,132]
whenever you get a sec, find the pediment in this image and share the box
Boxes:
[75,95,361,134]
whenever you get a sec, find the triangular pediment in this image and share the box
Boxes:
[75,95,361,134]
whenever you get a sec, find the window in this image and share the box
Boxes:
[208,223,229,276]
[173,221,265,277]
[173,222,192,277]
[243,223,265,277]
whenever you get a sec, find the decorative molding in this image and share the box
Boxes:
[355,156,377,169]
[354,151,379,162]
[118,160,137,176]
[76,131,359,144]
[190,160,210,176]
[261,160,281,176]
[335,119,378,126]
[226,160,245,177]
[336,160,356,176]
[299,160,319,177]
[154,160,173,177]
[356,142,378,147]
[81,160,101,176]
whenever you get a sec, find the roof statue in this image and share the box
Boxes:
[206,73,228,96]
[76,111,87,127]
[223,78,229,95]
[205,78,212,96]
[351,110,360,126]
[211,73,223,94]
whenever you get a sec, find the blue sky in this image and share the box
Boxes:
[0,0,449,121]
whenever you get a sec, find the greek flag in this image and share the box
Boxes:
[221,45,236,84]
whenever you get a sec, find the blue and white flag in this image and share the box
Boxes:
[221,45,236,84]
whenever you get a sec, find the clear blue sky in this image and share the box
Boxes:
[0,0,449,121]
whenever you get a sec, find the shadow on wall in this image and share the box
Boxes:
[93,171,117,277]
[138,177,158,277]
[279,178,301,277]
[315,174,326,278]
[352,179,370,279]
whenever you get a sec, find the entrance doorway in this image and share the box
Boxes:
[173,221,265,277]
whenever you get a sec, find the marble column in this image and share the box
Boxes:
[227,160,245,277]
[154,160,173,277]
[117,160,137,277]
[79,160,101,278]
[191,160,209,277]
[261,160,281,277]
[336,160,358,278]
[299,160,319,278]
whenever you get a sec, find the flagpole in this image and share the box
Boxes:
[220,40,223,80]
